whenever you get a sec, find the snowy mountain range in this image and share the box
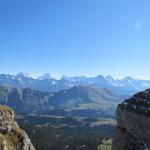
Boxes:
[0,72,150,95]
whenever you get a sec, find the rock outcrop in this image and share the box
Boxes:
[112,89,150,150]
[0,105,35,150]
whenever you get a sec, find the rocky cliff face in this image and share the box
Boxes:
[112,89,150,150]
[0,105,35,150]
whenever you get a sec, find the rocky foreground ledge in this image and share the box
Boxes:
[0,105,35,150]
[112,89,150,150]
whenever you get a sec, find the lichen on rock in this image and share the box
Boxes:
[0,105,35,150]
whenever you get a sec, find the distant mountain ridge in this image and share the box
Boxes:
[0,72,150,95]
[0,85,126,118]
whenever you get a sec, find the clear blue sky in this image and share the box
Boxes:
[0,0,150,79]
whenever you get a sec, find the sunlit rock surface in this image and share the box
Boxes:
[0,105,35,150]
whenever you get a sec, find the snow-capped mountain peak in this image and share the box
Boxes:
[16,72,33,79]
[0,73,150,95]
[105,75,118,86]
[37,73,52,80]
[105,75,114,81]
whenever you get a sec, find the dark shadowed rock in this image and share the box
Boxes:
[112,89,150,150]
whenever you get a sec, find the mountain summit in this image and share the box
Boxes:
[16,72,33,79]
[0,73,150,95]
[37,73,53,80]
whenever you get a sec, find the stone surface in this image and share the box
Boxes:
[0,105,35,150]
[112,89,150,150]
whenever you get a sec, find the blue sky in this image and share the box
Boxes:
[0,0,150,79]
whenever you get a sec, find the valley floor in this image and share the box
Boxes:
[17,115,115,150]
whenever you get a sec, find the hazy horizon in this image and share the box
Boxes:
[0,71,150,80]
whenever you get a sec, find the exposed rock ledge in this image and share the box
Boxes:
[112,89,150,150]
[0,105,35,150]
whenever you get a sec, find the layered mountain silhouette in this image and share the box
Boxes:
[0,73,150,95]
[0,85,126,118]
